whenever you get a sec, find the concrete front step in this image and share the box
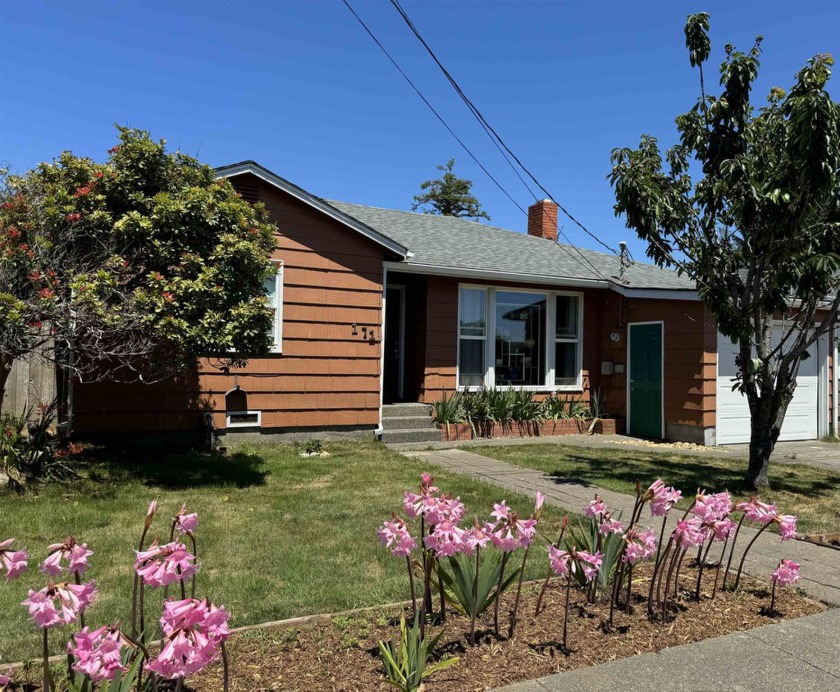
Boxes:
[382,415,435,431]
[380,428,441,444]
[382,403,432,418]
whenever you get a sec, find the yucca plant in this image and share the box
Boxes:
[565,515,624,592]
[510,389,543,425]
[569,401,592,420]
[540,393,570,420]
[431,392,465,436]
[587,387,608,434]
[378,615,459,692]
[485,388,515,431]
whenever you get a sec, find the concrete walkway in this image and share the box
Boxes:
[402,448,840,606]
[493,609,840,692]
[392,434,840,473]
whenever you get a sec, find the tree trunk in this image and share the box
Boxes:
[745,412,777,490]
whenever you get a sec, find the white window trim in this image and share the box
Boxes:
[226,410,262,429]
[456,284,584,392]
[268,260,284,353]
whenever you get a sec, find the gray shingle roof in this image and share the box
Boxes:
[325,200,695,291]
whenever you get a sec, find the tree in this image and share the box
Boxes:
[0,126,278,417]
[412,159,490,221]
[609,14,840,489]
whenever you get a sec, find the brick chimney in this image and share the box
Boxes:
[527,199,558,241]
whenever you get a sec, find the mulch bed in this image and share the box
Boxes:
[190,561,824,691]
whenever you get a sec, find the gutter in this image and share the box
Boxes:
[382,261,607,289]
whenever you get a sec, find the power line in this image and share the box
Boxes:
[340,0,610,282]
[388,0,619,258]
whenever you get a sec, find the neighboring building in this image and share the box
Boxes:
[71,162,837,446]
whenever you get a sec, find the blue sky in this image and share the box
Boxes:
[1,0,837,261]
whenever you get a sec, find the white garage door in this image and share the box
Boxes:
[716,329,822,444]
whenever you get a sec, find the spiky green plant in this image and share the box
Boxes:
[378,615,459,692]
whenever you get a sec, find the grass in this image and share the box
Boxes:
[0,440,565,664]
[473,443,840,537]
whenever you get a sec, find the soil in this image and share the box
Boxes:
[189,561,823,691]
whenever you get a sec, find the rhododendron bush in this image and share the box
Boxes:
[0,501,230,691]
[378,473,802,662]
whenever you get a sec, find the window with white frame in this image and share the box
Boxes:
[264,260,284,353]
[458,287,487,386]
[457,286,582,390]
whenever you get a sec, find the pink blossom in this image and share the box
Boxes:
[774,514,797,541]
[134,541,198,588]
[583,495,607,518]
[491,501,511,522]
[488,507,537,552]
[0,669,11,687]
[69,625,131,682]
[424,495,465,526]
[598,516,625,536]
[694,491,733,523]
[41,536,93,576]
[548,545,571,575]
[647,480,682,517]
[673,517,705,550]
[548,546,602,582]
[461,522,493,555]
[175,504,199,534]
[623,527,658,564]
[424,520,466,557]
[534,491,546,514]
[736,498,777,525]
[22,580,96,628]
[377,517,417,557]
[711,518,737,542]
[0,538,28,581]
[146,598,230,680]
[402,474,440,518]
[771,559,800,587]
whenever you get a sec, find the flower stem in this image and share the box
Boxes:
[508,542,531,638]
[437,560,446,623]
[770,580,777,614]
[624,564,633,614]
[535,521,567,617]
[470,547,479,645]
[74,572,85,629]
[42,628,51,692]
[406,556,417,621]
[221,640,230,692]
[562,575,572,651]
[722,514,746,590]
[695,538,714,600]
[711,536,729,600]
[189,532,198,599]
[494,552,510,638]
[733,522,770,590]
[131,525,149,638]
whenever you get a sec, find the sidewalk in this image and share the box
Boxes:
[402,449,840,606]
[493,609,840,692]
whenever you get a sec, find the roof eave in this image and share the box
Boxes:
[215,161,411,260]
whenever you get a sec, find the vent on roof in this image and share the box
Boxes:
[232,182,260,205]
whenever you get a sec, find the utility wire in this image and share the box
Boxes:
[341,0,610,282]
[389,0,619,258]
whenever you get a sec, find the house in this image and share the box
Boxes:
[72,162,838,446]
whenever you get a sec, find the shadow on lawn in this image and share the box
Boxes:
[546,451,840,498]
[87,450,269,490]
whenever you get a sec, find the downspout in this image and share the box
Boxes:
[375,263,388,439]
[833,326,838,438]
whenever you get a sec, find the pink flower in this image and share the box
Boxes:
[461,522,493,555]
[491,501,511,522]
[146,598,230,680]
[22,580,96,628]
[69,625,132,682]
[711,518,737,542]
[377,517,417,557]
[694,491,733,523]
[647,480,682,517]
[598,516,625,536]
[583,495,607,518]
[736,498,777,525]
[41,536,93,576]
[622,527,657,564]
[424,521,466,557]
[0,538,28,581]
[548,546,602,582]
[774,514,797,541]
[425,495,465,526]
[175,504,199,534]
[673,517,705,550]
[402,474,440,518]
[488,507,537,552]
[0,669,11,687]
[535,491,545,512]
[134,541,198,588]
[548,545,571,576]
[771,559,800,587]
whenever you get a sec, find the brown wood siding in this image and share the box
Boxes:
[73,172,386,433]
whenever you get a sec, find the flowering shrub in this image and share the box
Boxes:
[0,501,231,691]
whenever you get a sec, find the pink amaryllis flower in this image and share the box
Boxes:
[22,580,96,628]
[548,546,603,583]
[673,517,705,550]
[693,491,733,523]
[710,518,738,542]
[69,625,134,683]
[175,504,199,534]
[736,498,777,525]
[773,514,797,541]
[41,536,94,576]
[377,516,417,557]
[623,527,657,564]
[646,480,682,517]
[402,473,440,518]
[461,522,493,555]
[771,559,801,586]
[134,541,198,588]
[424,520,466,557]
[0,669,11,687]
[489,507,537,552]
[583,495,607,518]
[146,598,230,680]
[598,515,625,536]
[424,494,465,527]
[0,538,28,581]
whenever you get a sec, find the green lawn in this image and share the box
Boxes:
[473,443,840,536]
[0,441,564,664]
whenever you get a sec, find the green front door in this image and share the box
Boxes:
[629,323,663,439]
